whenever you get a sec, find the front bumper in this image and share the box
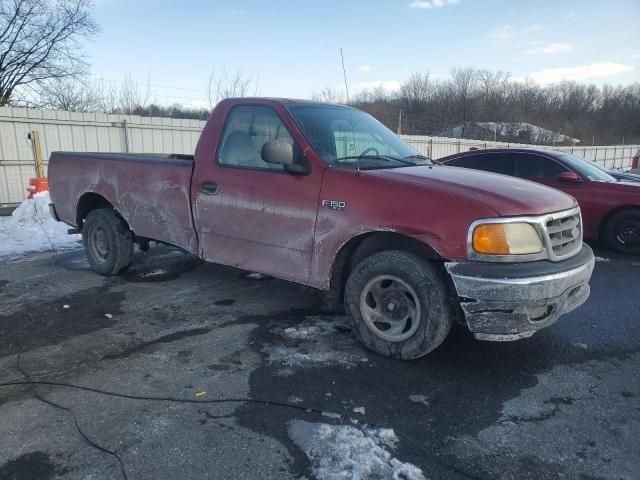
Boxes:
[445,245,595,341]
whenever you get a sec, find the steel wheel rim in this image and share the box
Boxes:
[359,274,422,342]
[616,218,640,246]
[89,226,110,262]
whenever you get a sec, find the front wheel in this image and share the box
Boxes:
[344,250,453,359]
[82,208,134,276]
[602,209,640,254]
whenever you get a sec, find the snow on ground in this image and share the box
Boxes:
[0,192,81,260]
[288,420,426,480]
[260,315,369,374]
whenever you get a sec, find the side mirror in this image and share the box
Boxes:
[557,171,582,183]
[262,140,294,166]
[261,140,310,175]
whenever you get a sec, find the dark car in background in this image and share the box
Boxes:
[439,148,640,254]
[588,159,640,183]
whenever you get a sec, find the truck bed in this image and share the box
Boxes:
[48,152,198,253]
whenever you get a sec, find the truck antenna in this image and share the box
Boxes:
[339,48,360,176]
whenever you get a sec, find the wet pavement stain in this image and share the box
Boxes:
[0,286,124,357]
[227,306,604,479]
[102,327,212,360]
[55,250,91,272]
[120,249,203,283]
[214,299,236,306]
[0,451,71,480]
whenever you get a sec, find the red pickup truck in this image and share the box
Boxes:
[49,98,595,359]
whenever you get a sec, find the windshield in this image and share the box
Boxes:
[287,104,431,169]
[554,152,616,182]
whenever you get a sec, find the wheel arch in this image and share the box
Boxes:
[327,231,444,306]
[598,205,640,241]
[75,192,122,231]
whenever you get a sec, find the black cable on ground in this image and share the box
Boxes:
[0,379,486,480]
[14,344,130,480]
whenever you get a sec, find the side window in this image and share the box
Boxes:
[448,153,514,176]
[218,106,296,171]
[514,153,567,180]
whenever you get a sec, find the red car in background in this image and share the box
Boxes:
[439,148,640,254]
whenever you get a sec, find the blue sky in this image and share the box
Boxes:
[87,0,640,108]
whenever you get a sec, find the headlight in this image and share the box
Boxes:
[472,222,543,255]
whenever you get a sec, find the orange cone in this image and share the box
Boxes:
[26,178,49,199]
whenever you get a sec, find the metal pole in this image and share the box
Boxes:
[397,109,402,135]
[123,119,130,153]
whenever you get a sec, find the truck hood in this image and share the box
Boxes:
[367,165,577,217]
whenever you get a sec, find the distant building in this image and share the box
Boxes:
[443,121,581,145]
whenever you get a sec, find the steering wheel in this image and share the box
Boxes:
[359,147,380,157]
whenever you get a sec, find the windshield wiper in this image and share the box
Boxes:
[402,154,433,164]
[334,155,414,166]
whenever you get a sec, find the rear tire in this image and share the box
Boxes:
[344,250,453,360]
[602,209,640,254]
[82,208,134,276]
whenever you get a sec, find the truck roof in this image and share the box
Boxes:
[219,97,347,108]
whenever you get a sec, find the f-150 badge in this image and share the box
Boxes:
[322,200,346,211]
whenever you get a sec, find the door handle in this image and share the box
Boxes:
[201,181,219,195]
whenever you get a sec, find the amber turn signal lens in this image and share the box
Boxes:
[472,224,510,255]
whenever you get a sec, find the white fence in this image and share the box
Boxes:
[1,106,638,205]
[401,135,639,171]
[0,107,205,205]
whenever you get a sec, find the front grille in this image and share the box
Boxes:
[545,211,582,259]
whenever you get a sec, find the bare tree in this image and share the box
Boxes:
[116,72,150,114]
[0,0,98,106]
[450,67,479,137]
[36,77,100,111]
[311,86,345,104]
[398,72,432,112]
[207,65,259,107]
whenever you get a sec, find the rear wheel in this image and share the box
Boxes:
[602,209,640,254]
[344,250,453,359]
[82,209,134,275]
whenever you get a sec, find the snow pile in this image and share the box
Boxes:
[0,191,81,260]
[288,420,426,480]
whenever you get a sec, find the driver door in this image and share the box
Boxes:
[194,105,323,284]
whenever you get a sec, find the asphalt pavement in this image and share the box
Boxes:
[0,244,638,480]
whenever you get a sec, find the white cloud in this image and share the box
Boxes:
[353,80,402,92]
[526,63,634,85]
[410,0,459,9]
[487,24,515,40]
[524,42,574,55]
[358,65,372,72]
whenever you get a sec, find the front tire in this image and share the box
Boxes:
[82,209,134,276]
[344,250,453,360]
[602,209,640,254]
